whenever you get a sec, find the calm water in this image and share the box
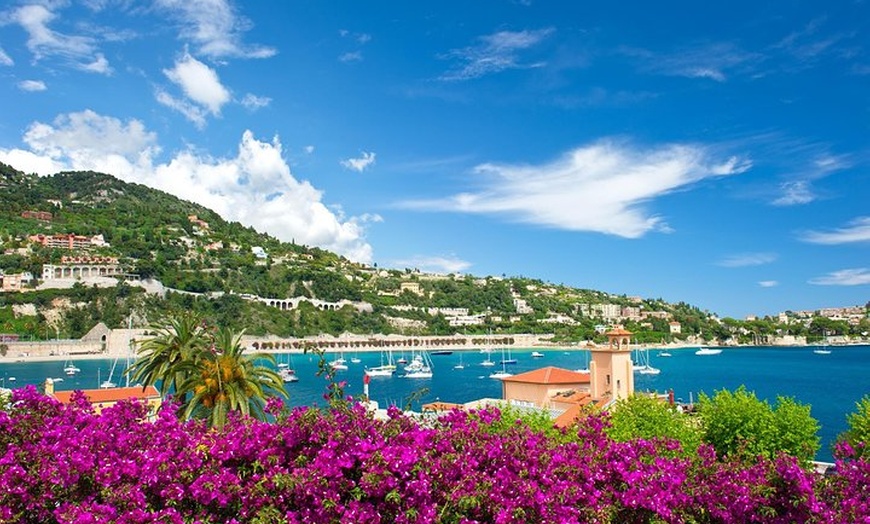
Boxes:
[3,345,868,461]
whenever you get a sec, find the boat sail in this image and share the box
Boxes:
[63,358,81,376]
[637,347,661,375]
[403,350,433,378]
[489,347,513,379]
[366,349,397,377]
[278,353,299,382]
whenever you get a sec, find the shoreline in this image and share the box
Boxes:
[3,340,866,365]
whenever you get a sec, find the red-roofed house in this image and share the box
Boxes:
[46,379,162,419]
[501,366,591,409]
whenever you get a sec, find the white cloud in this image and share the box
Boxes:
[82,53,111,74]
[0,110,373,263]
[758,280,779,288]
[391,255,472,274]
[155,89,207,128]
[304,145,315,154]
[439,28,554,81]
[717,252,777,267]
[625,42,760,82]
[341,151,376,172]
[772,180,815,206]
[400,140,750,238]
[240,93,271,110]
[9,3,111,74]
[154,0,276,59]
[18,79,47,92]
[801,217,870,244]
[339,51,362,62]
[0,47,12,66]
[809,268,870,286]
[163,52,231,116]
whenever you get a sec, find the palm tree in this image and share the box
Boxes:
[176,326,287,428]
[126,313,209,400]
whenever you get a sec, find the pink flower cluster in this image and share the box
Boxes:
[1,385,868,523]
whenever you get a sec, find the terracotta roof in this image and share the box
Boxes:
[553,394,609,428]
[501,367,590,385]
[52,385,160,405]
[422,401,463,412]
[551,390,594,404]
[605,328,634,336]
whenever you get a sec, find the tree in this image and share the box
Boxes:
[176,326,286,428]
[698,386,819,463]
[605,394,702,455]
[839,395,870,459]
[126,313,209,400]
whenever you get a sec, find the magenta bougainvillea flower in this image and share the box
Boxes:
[0,385,866,523]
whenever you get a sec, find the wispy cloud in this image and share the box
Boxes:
[623,42,761,82]
[240,93,271,110]
[391,255,472,274]
[337,30,370,62]
[809,268,870,286]
[154,0,276,59]
[7,3,112,74]
[400,140,750,238]
[772,17,857,71]
[339,51,362,62]
[439,28,554,81]
[158,52,231,127]
[341,152,376,172]
[18,79,47,92]
[758,280,779,288]
[0,47,12,66]
[717,252,777,267]
[0,110,374,263]
[801,217,870,244]
[773,180,815,206]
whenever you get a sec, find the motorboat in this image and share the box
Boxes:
[695,347,722,356]
[531,351,544,358]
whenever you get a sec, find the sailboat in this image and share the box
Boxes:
[403,350,433,378]
[278,354,299,382]
[329,349,348,371]
[99,362,117,389]
[499,346,517,365]
[489,347,513,379]
[637,348,661,375]
[453,352,465,370]
[63,358,81,376]
[814,333,832,355]
[574,348,590,374]
[366,349,396,377]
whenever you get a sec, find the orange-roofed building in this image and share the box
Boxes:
[501,367,591,409]
[46,379,162,419]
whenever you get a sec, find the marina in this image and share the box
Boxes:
[2,344,868,461]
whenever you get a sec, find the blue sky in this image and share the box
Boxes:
[0,1,868,319]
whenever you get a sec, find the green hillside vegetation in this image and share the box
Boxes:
[1,162,867,342]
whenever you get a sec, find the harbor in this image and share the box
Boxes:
[3,344,867,462]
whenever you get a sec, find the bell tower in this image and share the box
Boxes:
[589,328,634,402]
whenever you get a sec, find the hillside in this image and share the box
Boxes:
[0,162,864,344]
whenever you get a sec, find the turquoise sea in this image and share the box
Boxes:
[3,345,868,462]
